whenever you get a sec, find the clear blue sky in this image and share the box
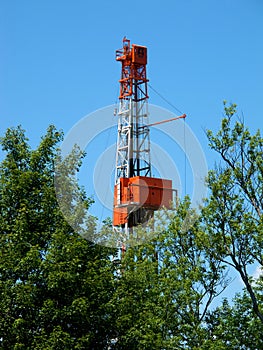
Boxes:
[1,0,262,142]
[1,0,263,301]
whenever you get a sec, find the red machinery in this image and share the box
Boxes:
[113,38,179,229]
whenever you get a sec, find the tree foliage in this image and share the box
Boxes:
[204,102,263,323]
[0,126,115,349]
[111,199,227,349]
[0,109,262,349]
[205,291,263,349]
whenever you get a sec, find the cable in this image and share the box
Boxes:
[184,117,187,197]
[148,83,187,196]
[148,83,184,115]
[97,85,119,226]
[98,112,116,227]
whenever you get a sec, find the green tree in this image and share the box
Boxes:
[204,291,263,349]
[111,199,227,349]
[203,102,263,323]
[0,126,116,349]
[2,108,263,349]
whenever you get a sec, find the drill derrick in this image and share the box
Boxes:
[115,37,150,180]
[113,37,174,230]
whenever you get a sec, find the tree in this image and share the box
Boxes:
[0,126,116,349]
[111,198,227,349]
[204,291,263,349]
[203,102,263,323]
[2,107,262,349]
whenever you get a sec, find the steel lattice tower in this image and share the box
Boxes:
[113,38,173,232]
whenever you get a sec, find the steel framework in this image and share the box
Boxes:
[113,37,173,231]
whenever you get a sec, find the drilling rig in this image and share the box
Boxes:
[113,37,182,245]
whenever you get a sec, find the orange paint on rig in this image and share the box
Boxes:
[113,176,175,226]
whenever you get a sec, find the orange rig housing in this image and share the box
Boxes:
[113,176,173,227]
[113,38,176,228]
